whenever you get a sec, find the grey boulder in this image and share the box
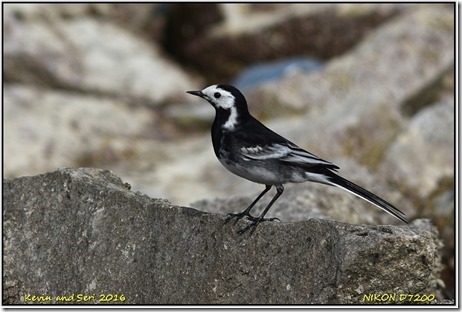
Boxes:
[3,168,444,304]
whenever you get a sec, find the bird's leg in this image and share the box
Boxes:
[225,185,272,223]
[237,185,284,235]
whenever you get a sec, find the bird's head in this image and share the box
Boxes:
[187,85,250,130]
[187,84,249,112]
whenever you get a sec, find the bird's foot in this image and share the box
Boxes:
[245,215,280,223]
[224,211,255,224]
[236,217,280,235]
[225,211,280,224]
[225,210,280,234]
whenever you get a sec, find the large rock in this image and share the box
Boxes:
[3,85,154,178]
[3,3,196,104]
[3,168,445,304]
[380,96,454,200]
[167,3,404,83]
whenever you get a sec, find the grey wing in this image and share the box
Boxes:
[240,143,339,170]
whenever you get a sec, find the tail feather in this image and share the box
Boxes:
[327,172,408,224]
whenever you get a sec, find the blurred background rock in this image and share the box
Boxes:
[3,3,455,299]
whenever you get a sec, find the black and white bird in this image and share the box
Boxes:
[187,84,407,233]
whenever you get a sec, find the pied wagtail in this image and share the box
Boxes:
[187,84,407,233]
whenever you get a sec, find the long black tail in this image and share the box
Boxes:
[326,172,408,224]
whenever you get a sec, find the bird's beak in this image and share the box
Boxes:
[186,90,206,99]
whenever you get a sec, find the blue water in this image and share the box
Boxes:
[232,57,324,91]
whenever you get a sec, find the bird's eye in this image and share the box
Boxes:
[214,92,221,99]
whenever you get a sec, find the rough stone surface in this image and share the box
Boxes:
[3,168,445,304]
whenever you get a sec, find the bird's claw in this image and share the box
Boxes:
[246,215,281,223]
[236,217,278,235]
[224,211,254,224]
[225,212,280,223]
[225,210,280,234]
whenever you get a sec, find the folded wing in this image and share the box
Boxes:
[240,143,339,170]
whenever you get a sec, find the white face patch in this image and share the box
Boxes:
[201,85,238,130]
[201,85,235,109]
